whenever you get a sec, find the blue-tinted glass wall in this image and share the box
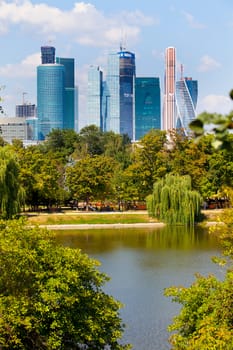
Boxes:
[56,57,76,130]
[176,77,198,135]
[37,64,65,140]
[105,50,136,139]
[135,77,161,140]
[87,65,103,129]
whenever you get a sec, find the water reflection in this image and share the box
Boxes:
[55,225,220,253]
[54,225,222,350]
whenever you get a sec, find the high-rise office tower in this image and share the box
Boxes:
[16,103,36,118]
[163,47,176,131]
[135,77,161,140]
[37,63,65,140]
[41,46,55,64]
[56,57,77,130]
[176,75,198,135]
[105,49,136,139]
[87,65,103,129]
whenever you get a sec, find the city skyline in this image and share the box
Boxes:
[0,1,232,129]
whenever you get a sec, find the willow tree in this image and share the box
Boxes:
[0,147,25,219]
[146,174,202,225]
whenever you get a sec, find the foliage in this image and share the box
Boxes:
[65,155,117,205]
[0,146,25,218]
[42,129,79,161]
[130,129,168,196]
[165,208,233,349]
[164,94,233,349]
[164,272,233,350]
[15,145,67,209]
[146,174,202,225]
[0,219,130,349]
[189,90,233,150]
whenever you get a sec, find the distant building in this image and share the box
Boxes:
[41,46,55,64]
[16,103,36,118]
[104,49,136,139]
[37,46,78,140]
[176,76,198,135]
[56,57,77,130]
[135,77,161,140]
[87,65,103,129]
[0,117,34,143]
[163,47,176,131]
[37,63,65,140]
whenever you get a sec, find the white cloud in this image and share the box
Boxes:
[197,94,232,115]
[0,1,154,48]
[198,55,221,72]
[0,52,40,78]
[182,11,205,29]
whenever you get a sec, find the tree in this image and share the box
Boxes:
[16,146,67,210]
[165,208,233,349]
[0,146,25,218]
[42,129,79,161]
[130,129,168,196]
[0,219,130,349]
[146,174,202,225]
[65,155,117,207]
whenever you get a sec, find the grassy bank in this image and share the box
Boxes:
[24,211,158,226]
[23,209,223,226]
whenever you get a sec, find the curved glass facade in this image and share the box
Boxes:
[176,77,198,135]
[37,64,65,140]
[135,77,161,140]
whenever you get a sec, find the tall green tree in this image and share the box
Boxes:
[0,219,130,349]
[146,174,202,225]
[0,147,25,218]
[65,155,117,206]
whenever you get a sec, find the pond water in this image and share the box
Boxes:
[55,225,223,350]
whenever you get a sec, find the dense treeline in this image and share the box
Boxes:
[1,119,233,215]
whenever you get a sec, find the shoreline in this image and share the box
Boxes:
[39,222,166,230]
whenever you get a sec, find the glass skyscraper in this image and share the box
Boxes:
[135,77,161,140]
[176,77,198,135]
[56,57,77,130]
[41,46,55,64]
[37,64,65,140]
[105,49,136,139]
[87,65,103,129]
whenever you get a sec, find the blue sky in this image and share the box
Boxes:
[0,0,233,128]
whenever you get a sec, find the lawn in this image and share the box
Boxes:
[24,211,158,225]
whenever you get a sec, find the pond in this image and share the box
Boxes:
[55,225,223,350]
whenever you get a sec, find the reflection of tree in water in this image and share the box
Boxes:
[55,226,219,253]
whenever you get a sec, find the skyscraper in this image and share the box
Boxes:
[105,49,136,139]
[37,64,65,140]
[41,46,55,64]
[176,76,198,135]
[56,57,77,130]
[163,47,176,131]
[87,65,103,129]
[16,103,36,118]
[135,77,161,140]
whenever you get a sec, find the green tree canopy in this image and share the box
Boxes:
[0,219,130,349]
[146,174,202,225]
[65,155,117,206]
[0,146,25,218]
